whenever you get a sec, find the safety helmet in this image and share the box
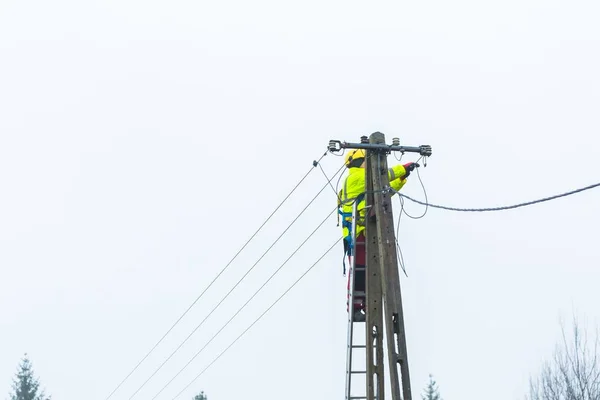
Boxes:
[345,149,366,168]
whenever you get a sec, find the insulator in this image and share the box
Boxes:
[392,137,400,146]
[419,145,432,157]
[328,140,339,152]
[360,136,369,143]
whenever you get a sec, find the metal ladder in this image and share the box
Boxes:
[345,277,367,400]
[345,201,371,400]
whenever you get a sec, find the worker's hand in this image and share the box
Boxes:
[403,162,420,172]
[402,162,420,178]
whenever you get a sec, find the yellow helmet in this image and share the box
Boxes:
[345,149,366,167]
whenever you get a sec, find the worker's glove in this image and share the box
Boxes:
[402,162,420,178]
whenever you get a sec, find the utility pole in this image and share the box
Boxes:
[330,132,432,400]
[365,146,385,399]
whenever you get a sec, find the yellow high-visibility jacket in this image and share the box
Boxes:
[339,164,407,239]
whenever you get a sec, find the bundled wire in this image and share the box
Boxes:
[392,181,600,212]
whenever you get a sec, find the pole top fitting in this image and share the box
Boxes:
[328,140,342,152]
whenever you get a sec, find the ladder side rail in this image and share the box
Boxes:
[345,200,360,399]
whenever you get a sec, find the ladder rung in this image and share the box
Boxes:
[350,397,367,399]
[351,370,367,374]
[351,345,366,348]
[353,290,366,297]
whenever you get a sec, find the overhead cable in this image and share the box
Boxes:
[105,150,331,400]
[392,182,600,212]
[151,207,339,399]
[126,160,346,399]
[170,237,341,400]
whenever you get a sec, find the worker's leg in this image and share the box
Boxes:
[352,232,366,318]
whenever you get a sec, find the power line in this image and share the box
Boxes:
[170,237,341,400]
[126,162,346,399]
[105,151,330,400]
[399,159,428,220]
[392,182,600,212]
[150,207,339,399]
[318,152,376,202]
[318,162,341,200]
[393,164,427,277]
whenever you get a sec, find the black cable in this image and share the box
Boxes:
[170,237,342,400]
[393,182,600,212]
[151,207,339,399]
[126,161,346,399]
[105,151,328,400]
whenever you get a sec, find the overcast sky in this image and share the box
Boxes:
[1,1,599,399]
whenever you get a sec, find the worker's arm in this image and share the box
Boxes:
[388,162,419,193]
[387,164,407,182]
[390,177,407,192]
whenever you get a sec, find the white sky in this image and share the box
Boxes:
[1,0,599,399]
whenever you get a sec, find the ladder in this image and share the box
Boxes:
[345,201,376,400]
[345,271,368,400]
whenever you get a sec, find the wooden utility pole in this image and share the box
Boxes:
[331,133,432,400]
[365,147,385,400]
[369,132,412,400]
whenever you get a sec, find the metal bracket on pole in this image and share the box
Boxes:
[328,132,432,157]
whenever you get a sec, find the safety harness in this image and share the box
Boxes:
[338,191,365,276]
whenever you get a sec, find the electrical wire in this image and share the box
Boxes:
[170,237,341,400]
[150,206,338,399]
[318,152,377,203]
[372,153,407,277]
[104,151,329,400]
[331,148,346,157]
[328,152,376,201]
[400,158,428,220]
[394,163,427,274]
[392,182,600,212]
[395,199,408,278]
[393,150,404,162]
[126,160,346,399]
[318,162,344,201]
[335,171,345,199]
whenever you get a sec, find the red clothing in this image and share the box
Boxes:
[347,232,366,311]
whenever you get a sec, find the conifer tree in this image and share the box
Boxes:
[9,354,51,400]
[193,392,207,400]
[422,374,442,400]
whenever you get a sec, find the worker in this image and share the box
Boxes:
[338,149,418,322]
